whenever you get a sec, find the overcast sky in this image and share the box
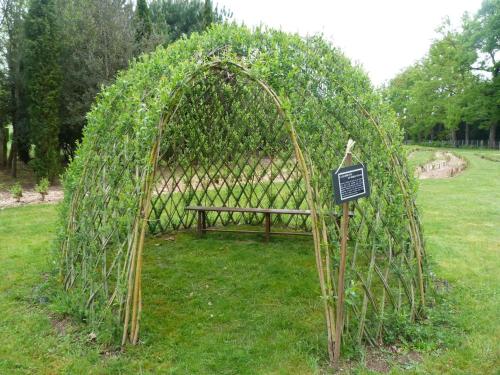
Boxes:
[214,0,484,86]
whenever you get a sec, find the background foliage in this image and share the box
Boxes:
[383,0,499,147]
[0,0,229,179]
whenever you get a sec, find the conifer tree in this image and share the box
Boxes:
[135,0,152,43]
[24,0,62,181]
[0,0,29,176]
[202,0,214,29]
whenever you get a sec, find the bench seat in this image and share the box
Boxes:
[185,205,311,240]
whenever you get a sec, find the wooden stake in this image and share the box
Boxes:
[334,151,352,365]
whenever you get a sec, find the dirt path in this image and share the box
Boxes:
[0,187,63,209]
[415,151,466,179]
[0,164,63,209]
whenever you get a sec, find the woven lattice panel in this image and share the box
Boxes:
[149,67,309,235]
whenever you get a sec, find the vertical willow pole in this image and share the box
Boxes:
[333,146,352,366]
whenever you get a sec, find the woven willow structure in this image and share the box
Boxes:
[60,25,426,362]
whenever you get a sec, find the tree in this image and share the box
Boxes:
[385,9,498,147]
[385,32,476,144]
[2,0,232,173]
[134,0,152,44]
[148,0,230,44]
[24,0,62,181]
[56,0,135,158]
[55,0,229,159]
[202,0,214,29]
[424,24,477,142]
[0,0,29,176]
[465,0,500,146]
[383,64,427,140]
[0,70,9,166]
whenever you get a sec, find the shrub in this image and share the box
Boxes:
[35,177,50,201]
[10,183,23,202]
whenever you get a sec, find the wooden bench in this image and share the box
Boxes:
[185,206,312,241]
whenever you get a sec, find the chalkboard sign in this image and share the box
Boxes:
[332,164,370,204]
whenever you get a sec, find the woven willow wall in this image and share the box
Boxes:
[149,66,309,234]
[60,25,427,364]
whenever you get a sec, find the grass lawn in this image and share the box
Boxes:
[0,148,498,374]
[406,147,436,171]
[415,148,500,374]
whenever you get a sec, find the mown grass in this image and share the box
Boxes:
[414,148,500,374]
[406,147,435,171]
[0,205,324,374]
[137,232,325,374]
[0,148,498,374]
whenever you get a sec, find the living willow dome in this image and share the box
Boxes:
[60,25,426,362]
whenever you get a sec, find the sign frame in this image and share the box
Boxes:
[332,163,370,204]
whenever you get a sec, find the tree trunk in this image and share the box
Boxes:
[465,123,469,146]
[0,126,7,168]
[489,123,497,148]
[450,129,457,146]
[8,122,17,178]
[9,141,17,178]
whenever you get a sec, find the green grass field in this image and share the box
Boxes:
[406,147,436,171]
[0,148,499,374]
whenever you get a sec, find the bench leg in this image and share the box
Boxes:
[201,211,206,235]
[197,211,207,236]
[264,212,271,242]
[197,211,203,236]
